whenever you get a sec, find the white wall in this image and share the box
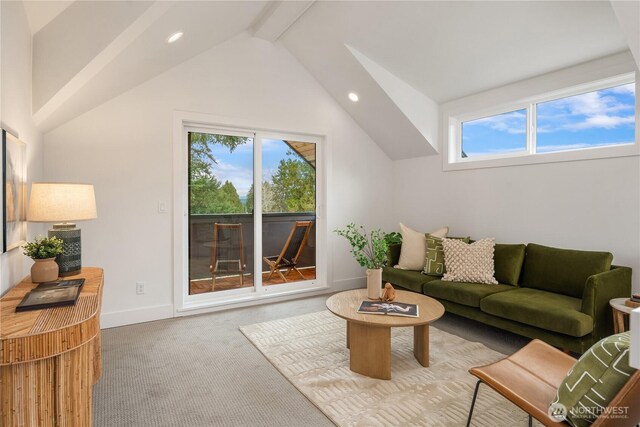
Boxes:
[393,53,640,293]
[0,1,45,296]
[43,33,394,324]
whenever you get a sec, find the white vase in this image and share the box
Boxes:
[31,257,59,283]
[366,268,382,300]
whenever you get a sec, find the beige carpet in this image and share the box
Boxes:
[241,310,537,427]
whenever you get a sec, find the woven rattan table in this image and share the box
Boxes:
[0,267,104,426]
[326,288,444,380]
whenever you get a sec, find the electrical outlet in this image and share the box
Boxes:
[136,282,145,295]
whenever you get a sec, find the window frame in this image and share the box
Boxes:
[446,72,638,170]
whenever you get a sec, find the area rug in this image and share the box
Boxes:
[241,310,537,427]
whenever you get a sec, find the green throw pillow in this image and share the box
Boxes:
[551,332,636,427]
[423,235,470,276]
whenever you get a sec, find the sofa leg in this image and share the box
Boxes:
[466,380,482,427]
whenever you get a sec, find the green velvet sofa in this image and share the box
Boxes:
[383,242,631,354]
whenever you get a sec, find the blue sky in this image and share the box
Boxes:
[462,83,636,157]
[208,139,297,197]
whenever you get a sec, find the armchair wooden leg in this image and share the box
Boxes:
[276,269,288,283]
[293,267,305,280]
[266,264,276,280]
[528,415,532,427]
[466,380,482,427]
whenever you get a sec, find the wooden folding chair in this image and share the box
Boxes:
[210,223,245,291]
[263,221,313,283]
[466,339,640,427]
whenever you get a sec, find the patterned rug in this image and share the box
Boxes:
[241,310,537,427]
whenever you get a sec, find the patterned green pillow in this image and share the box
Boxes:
[423,235,470,276]
[551,332,636,427]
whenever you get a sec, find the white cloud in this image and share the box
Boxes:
[563,114,635,131]
[465,111,526,134]
[538,85,635,132]
[212,161,253,197]
[607,83,635,96]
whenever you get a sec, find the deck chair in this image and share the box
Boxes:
[263,221,313,283]
[466,339,640,427]
[210,223,245,291]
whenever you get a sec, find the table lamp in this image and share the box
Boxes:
[27,183,97,276]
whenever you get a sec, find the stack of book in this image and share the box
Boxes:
[625,293,640,309]
[16,279,85,312]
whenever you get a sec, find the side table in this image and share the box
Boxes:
[610,297,635,334]
[1,267,104,426]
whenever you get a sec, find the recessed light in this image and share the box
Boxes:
[348,92,359,102]
[167,32,183,43]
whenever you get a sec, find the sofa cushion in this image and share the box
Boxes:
[442,238,498,285]
[423,235,470,276]
[480,288,593,337]
[521,244,613,298]
[552,332,635,427]
[493,243,525,286]
[423,279,516,308]
[396,223,448,270]
[382,267,439,293]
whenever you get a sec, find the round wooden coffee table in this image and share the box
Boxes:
[326,289,445,380]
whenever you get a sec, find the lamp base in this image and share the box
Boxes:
[49,224,82,277]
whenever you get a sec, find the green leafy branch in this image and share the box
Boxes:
[334,223,389,269]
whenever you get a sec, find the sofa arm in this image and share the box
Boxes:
[387,243,401,267]
[581,266,632,340]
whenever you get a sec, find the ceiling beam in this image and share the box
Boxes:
[346,45,439,155]
[33,2,170,129]
[252,1,315,43]
[610,1,640,69]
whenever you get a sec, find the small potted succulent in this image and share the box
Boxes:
[23,236,64,283]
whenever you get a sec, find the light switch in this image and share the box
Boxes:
[158,201,167,213]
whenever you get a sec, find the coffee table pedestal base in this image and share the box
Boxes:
[346,321,431,380]
[348,321,391,380]
[413,324,430,367]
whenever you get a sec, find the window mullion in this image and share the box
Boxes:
[529,103,537,155]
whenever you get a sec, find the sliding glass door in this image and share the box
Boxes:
[261,139,316,290]
[188,130,254,295]
[186,127,318,300]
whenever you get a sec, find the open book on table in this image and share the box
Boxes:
[357,301,419,318]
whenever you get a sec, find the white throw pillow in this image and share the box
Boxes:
[396,223,448,270]
[442,238,498,284]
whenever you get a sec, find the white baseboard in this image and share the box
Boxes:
[101,304,174,329]
[100,278,366,329]
[331,276,365,291]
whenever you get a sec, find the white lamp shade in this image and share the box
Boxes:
[27,183,97,222]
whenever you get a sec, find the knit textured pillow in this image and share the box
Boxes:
[442,238,498,284]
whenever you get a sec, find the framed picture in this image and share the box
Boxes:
[2,129,27,252]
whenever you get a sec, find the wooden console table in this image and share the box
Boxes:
[0,267,104,426]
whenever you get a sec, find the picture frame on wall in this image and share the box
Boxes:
[2,129,27,252]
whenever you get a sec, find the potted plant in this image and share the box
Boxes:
[335,223,389,299]
[23,236,64,283]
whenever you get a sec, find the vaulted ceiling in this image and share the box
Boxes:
[22,1,638,159]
